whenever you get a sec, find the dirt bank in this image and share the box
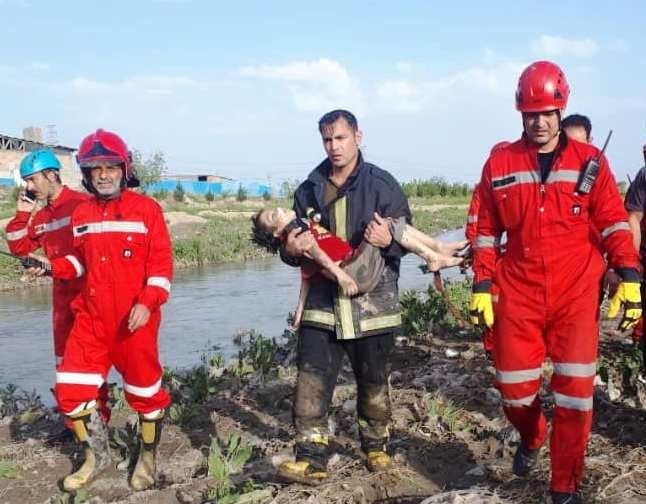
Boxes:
[1,316,644,504]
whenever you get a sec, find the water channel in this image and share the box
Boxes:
[0,229,465,402]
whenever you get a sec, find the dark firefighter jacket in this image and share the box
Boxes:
[287,152,412,339]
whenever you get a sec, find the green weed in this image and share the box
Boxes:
[205,433,253,502]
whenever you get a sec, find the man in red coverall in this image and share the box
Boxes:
[6,150,87,366]
[46,130,172,492]
[469,61,641,503]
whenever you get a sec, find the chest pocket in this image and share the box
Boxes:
[553,184,591,231]
[492,186,524,231]
[117,233,147,262]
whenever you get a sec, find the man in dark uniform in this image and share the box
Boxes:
[278,109,411,485]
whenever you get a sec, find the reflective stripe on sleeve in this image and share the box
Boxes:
[475,235,499,249]
[6,228,28,241]
[147,276,171,293]
[601,222,631,239]
[65,255,85,278]
[467,215,478,223]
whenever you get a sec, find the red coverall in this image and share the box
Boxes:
[473,136,638,493]
[51,189,172,415]
[5,186,88,362]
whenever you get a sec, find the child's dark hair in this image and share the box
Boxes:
[250,210,281,254]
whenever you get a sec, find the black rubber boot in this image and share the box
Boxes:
[551,491,583,504]
[512,442,539,477]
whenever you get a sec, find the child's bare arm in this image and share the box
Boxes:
[305,241,358,297]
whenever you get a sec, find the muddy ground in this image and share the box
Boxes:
[2,317,646,504]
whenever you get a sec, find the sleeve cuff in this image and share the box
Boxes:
[616,268,641,283]
[473,280,492,293]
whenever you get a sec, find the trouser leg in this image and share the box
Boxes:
[292,325,344,471]
[346,332,394,453]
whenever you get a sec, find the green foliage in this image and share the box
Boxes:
[235,329,278,378]
[152,188,168,201]
[110,421,138,470]
[108,383,129,411]
[400,286,448,338]
[131,149,168,191]
[168,402,198,426]
[205,189,215,202]
[262,190,272,201]
[206,434,253,501]
[0,383,44,419]
[236,185,248,202]
[598,344,644,397]
[423,391,471,435]
[280,179,300,200]
[173,181,186,202]
[0,459,18,478]
[402,178,472,199]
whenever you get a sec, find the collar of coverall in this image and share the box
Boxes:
[521,128,569,165]
[48,185,70,209]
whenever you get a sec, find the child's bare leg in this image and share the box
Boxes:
[293,280,309,329]
[306,243,358,296]
[389,218,463,271]
[403,225,468,256]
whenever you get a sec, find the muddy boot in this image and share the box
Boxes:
[277,460,328,486]
[366,450,392,472]
[63,404,111,491]
[551,491,583,504]
[130,410,164,491]
[278,433,329,486]
[512,442,539,477]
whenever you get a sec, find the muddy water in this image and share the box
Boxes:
[0,229,466,401]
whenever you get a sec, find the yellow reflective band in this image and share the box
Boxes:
[301,309,335,326]
[359,313,402,333]
[141,421,156,444]
[71,418,89,442]
[334,196,355,339]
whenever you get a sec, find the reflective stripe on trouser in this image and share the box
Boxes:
[55,307,171,415]
[293,326,393,467]
[492,263,601,494]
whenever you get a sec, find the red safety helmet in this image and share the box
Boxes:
[515,61,569,113]
[490,141,511,155]
[77,129,139,189]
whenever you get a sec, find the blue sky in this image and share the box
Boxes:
[1,0,645,184]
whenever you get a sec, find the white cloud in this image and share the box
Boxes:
[240,58,363,113]
[531,35,599,59]
[375,62,524,113]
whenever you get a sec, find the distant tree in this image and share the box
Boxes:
[205,189,215,202]
[131,149,168,192]
[236,185,248,202]
[262,190,272,201]
[173,181,185,202]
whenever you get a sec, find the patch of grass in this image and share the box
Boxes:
[423,391,472,435]
[173,218,269,266]
[412,206,468,235]
[0,459,18,478]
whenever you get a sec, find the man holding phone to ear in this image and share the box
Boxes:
[5,150,89,369]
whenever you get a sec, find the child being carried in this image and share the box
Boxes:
[251,207,467,328]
